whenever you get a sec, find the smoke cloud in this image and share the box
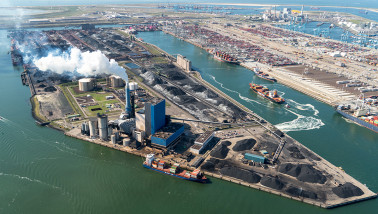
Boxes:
[34,47,128,82]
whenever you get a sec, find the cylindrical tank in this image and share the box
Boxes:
[108,126,113,138]
[111,135,116,144]
[115,132,120,141]
[98,115,108,141]
[89,119,97,138]
[123,138,131,146]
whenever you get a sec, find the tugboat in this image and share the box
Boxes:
[249,83,285,104]
[253,67,277,82]
[143,154,208,183]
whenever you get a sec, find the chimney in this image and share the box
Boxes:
[125,81,132,118]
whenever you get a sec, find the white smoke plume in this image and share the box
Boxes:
[34,47,128,82]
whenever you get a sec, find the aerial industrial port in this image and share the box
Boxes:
[6,3,378,210]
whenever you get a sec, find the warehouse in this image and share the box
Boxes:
[151,123,184,148]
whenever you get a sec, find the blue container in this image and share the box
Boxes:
[244,153,265,163]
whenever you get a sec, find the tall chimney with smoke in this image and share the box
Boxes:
[125,81,132,118]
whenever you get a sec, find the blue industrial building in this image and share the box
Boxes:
[146,98,166,135]
[244,153,266,163]
[151,123,184,148]
[136,98,166,137]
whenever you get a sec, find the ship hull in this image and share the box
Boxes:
[214,55,239,64]
[143,164,208,183]
[250,88,285,104]
[254,72,277,82]
[336,109,378,133]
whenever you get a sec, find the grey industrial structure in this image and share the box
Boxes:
[79,78,96,92]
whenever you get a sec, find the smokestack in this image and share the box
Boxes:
[125,82,132,118]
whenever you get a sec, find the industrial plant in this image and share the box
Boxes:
[7,2,377,210]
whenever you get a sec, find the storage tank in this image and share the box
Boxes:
[111,135,116,144]
[98,114,108,141]
[79,78,95,92]
[115,132,120,141]
[89,118,97,138]
[108,126,113,138]
[123,138,131,146]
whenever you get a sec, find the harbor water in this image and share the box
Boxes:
[0,27,378,214]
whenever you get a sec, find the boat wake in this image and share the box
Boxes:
[0,172,61,190]
[208,74,263,105]
[275,115,324,132]
[276,99,324,132]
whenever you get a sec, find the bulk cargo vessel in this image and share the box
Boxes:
[143,154,208,183]
[336,104,378,133]
[210,50,239,64]
[249,83,285,104]
[253,67,277,82]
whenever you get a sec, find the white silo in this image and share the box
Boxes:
[111,135,116,144]
[79,78,95,92]
[98,114,108,141]
[89,118,97,138]
[123,138,131,146]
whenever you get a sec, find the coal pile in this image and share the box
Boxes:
[258,140,278,154]
[285,186,318,199]
[201,158,231,171]
[232,138,256,151]
[301,148,321,161]
[161,85,186,96]
[210,144,229,159]
[176,95,197,105]
[332,183,364,198]
[287,146,305,159]
[191,85,207,92]
[201,161,216,171]
[278,163,326,184]
[44,86,57,92]
[163,70,186,80]
[260,176,285,190]
[221,141,232,146]
[220,166,261,183]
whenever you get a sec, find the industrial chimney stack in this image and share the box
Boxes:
[125,82,132,118]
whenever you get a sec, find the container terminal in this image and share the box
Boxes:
[9,23,377,209]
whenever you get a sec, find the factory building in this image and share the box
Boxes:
[79,78,96,92]
[244,153,266,164]
[129,82,139,91]
[151,123,184,148]
[135,98,166,136]
[118,118,136,135]
[190,131,214,155]
[110,75,125,88]
[176,54,191,72]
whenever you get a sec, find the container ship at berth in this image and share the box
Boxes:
[335,99,378,133]
[249,83,285,104]
[210,50,239,64]
[253,67,277,82]
[143,154,208,183]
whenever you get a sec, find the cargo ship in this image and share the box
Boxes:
[143,154,208,183]
[335,104,378,133]
[212,50,239,64]
[253,67,277,82]
[249,83,285,104]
